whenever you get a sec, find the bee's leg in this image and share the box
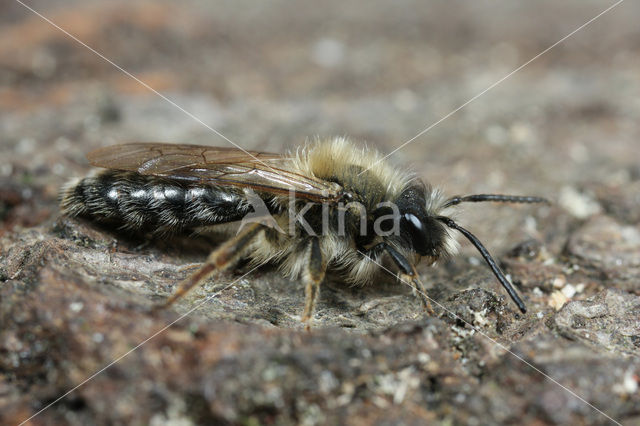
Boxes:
[377,243,435,315]
[301,238,326,328]
[160,223,264,308]
[407,267,435,315]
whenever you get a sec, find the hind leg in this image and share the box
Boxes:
[161,223,264,307]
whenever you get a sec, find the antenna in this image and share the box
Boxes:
[436,216,527,313]
[443,194,549,209]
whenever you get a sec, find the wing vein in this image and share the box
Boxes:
[87,142,344,202]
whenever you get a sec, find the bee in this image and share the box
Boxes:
[60,137,547,324]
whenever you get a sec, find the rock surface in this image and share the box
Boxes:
[1,1,640,424]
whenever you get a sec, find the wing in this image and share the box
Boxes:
[87,143,344,202]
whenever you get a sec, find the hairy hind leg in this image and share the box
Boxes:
[301,238,326,328]
[160,223,264,307]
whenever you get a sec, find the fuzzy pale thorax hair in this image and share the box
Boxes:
[293,137,413,200]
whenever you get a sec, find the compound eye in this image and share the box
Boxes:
[401,213,430,255]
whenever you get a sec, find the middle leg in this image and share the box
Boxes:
[301,238,326,327]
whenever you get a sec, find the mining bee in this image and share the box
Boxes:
[60,137,547,324]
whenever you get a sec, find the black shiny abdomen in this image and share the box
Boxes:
[64,170,249,234]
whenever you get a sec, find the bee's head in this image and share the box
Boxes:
[375,185,548,314]
[380,185,449,258]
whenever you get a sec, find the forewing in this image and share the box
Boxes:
[87,143,343,202]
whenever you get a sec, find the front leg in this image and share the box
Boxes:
[368,242,435,315]
[301,238,326,328]
[404,266,434,316]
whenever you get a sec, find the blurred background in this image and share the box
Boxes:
[1,0,639,238]
[1,1,640,424]
[2,0,640,243]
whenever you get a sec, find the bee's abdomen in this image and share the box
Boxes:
[60,170,249,233]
